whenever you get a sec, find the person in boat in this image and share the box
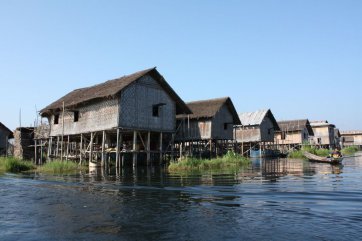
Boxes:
[331,148,342,158]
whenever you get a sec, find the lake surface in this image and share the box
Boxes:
[1,153,362,241]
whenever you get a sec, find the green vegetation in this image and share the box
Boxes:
[288,145,330,159]
[39,160,86,174]
[0,157,35,173]
[168,151,250,172]
[341,146,359,156]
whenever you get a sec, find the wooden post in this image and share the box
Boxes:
[80,134,83,165]
[66,135,70,161]
[180,142,183,159]
[5,136,8,157]
[40,140,43,165]
[48,137,52,161]
[101,131,106,167]
[147,131,151,165]
[34,139,37,165]
[133,130,137,167]
[209,140,212,159]
[56,136,59,158]
[116,129,120,168]
[61,101,65,161]
[171,133,175,161]
[89,132,93,164]
[159,132,163,165]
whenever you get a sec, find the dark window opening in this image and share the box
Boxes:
[74,111,79,122]
[224,123,228,130]
[153,105,159,117]
[54,114,59,125]
[281,131,286,140]
[268,129,271,135]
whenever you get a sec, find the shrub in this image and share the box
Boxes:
[0,157,35,173]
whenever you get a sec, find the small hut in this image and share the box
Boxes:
[0,122,13,156]
[340,131,362,148]
[175,97,241,158]
[310,120,337,148]
[40,67,191,166]
[234,109,280,157]
[275,119,314,151]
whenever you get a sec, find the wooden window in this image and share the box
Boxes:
[152,105,159,117]
[74,111,79,122]
[54,114,59,125]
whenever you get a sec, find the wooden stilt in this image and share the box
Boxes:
[56,136,59,158]
[159,132,163,165]
[147,131,151,165]
[101,131,106,167]
[80,134,83,165]
[171,133,175,161]
[40,140,43,165]
[66,135,70,161]
[34,139,37,165]
[89,132,93,163]
[116,129,120,168]
[133,130,137,167]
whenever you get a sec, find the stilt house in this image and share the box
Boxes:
[234,109,280,156]
[310,121,338,148]
[340,131,362,148]
[40,67,191,166]
[275,119,314,150]
[0,122,13,156]
[175,97,241,158]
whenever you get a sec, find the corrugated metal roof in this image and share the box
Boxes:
[340,130,362,135]
[238,109,280,130]
[239,110,269,126]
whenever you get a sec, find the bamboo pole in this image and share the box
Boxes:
[61,101,65,161]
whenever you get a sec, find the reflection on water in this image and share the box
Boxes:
[1,154,362,241]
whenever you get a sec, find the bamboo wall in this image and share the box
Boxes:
[312,126,334,145]
[211,104,234,140]
[119,75,175,132]
[49,98,119,136]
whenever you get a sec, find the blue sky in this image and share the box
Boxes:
[0,0,361,131]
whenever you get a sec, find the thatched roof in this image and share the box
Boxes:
[277,119,314,135]
[238,109,280,130]
[177,97,241,125]
[40,67,191,116]
[0,122,13,138]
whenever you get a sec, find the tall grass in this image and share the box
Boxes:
[341,146,359,156]
[288,145,330,159]
[39,160,85,174]
[0,157,35,173]
[168,151,250,172]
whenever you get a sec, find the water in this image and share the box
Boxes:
[1,154,362,241]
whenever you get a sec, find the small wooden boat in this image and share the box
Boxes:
[303,151,343,164]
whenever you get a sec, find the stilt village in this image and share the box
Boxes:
[1,67,361,167]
